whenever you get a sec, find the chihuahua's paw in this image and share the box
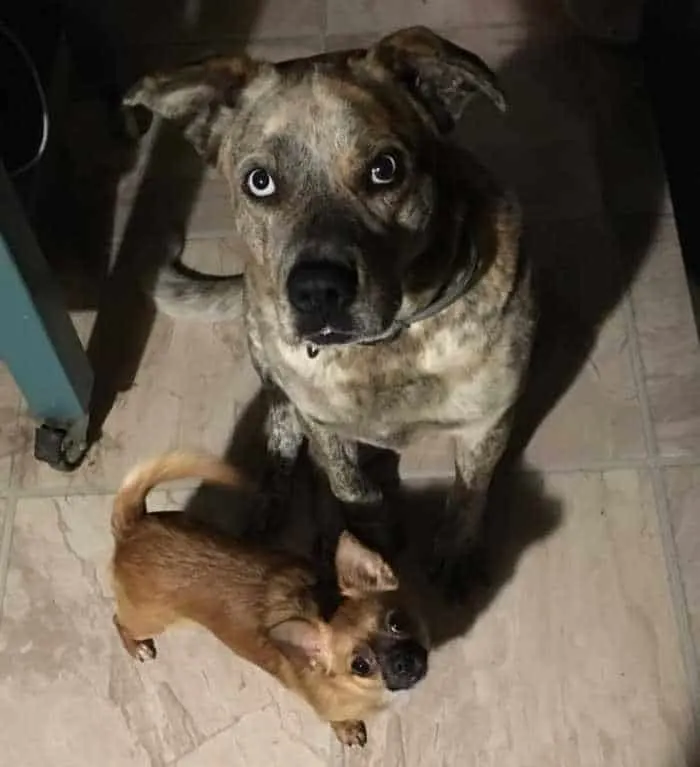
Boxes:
[332,720,367,748]
[134,638,157,662]
[114,615,158,662]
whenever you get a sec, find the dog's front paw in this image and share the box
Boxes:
[332,478,383,507]
[242,472,292,542]
[332,719,367,748]
[427,545,490,604]
[243,493,287,542]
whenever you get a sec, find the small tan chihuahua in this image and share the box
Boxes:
[111,451,429,747]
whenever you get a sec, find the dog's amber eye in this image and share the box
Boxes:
[351,655,373,677]
[369,152,401,186]
[245,168,277,198]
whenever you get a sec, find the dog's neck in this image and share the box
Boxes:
[395,234,478,327]
[359,199,479,346]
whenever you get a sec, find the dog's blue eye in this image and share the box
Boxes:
[246,168,276,198]
[351,655,373,677]
[369,152,399,186]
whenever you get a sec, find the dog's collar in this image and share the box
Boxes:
[306,235,479,358]
[362,236,480,346]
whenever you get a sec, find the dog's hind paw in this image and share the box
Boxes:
[332,720,367,748]
[134,639,157,662]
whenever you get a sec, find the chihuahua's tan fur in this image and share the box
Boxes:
[111,451,428,747]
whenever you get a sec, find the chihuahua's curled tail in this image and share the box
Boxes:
[111,451,251,540]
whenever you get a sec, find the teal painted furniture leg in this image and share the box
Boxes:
[0,162,92,470]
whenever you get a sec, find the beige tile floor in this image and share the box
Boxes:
[2,2,700,765]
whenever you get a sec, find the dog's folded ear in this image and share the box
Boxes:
[123,56,265,162]
[268,619,333,671]
[366,26,506,133]
[335,532,399,599]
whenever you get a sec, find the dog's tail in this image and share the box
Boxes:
[111,451,251,541]
[153,259,245,320]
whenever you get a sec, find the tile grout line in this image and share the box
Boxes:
[623,290,700,725]
[6,455,700,501]
[121,31,331,50]
[328,733,344,767]
[405,454,700,481]
[3,480,203,500]
[320,0,329,41]
[330,734,345,767]
[105,20,545,53]
[526,455,700,472]
[0,384,24,622]
[0,496,17,626]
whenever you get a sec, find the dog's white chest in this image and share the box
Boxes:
[270,318,518,446]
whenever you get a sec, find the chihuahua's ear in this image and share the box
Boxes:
[268,619,333,671]
[123,55,268,162]
[335,532,398,598]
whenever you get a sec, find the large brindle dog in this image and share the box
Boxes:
[125,27,536,598]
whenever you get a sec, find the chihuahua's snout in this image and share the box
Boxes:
[287,260,358,318]
[383,639,428,691]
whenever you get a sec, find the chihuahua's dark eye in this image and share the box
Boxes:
[245,167,276,198]
[368,152,401,187]
[386,610,409,635]
[351,655,373,677]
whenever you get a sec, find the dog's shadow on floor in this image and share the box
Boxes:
[389,465,562,647]
[683,736,700,767]
[455,29,665,459]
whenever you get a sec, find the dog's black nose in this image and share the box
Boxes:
[384,640,428,691]
[287,262,358,316]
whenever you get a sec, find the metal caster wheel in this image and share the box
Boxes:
[34,422,89,472]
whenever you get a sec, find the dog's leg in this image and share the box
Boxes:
[251,391,306,538]
[430,414,513,601]
[113,614,157,662]
[304,422,391,556]
[331,719,367,748]
[266,391,305,475]
[305,425,380,506]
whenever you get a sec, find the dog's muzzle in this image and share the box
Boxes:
[380,639,428,691]
[287,258,358,343]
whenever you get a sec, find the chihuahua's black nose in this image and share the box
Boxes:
[287,261,358,317]
[384,640,428,691]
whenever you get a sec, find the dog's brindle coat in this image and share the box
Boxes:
[125,28,536,596]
